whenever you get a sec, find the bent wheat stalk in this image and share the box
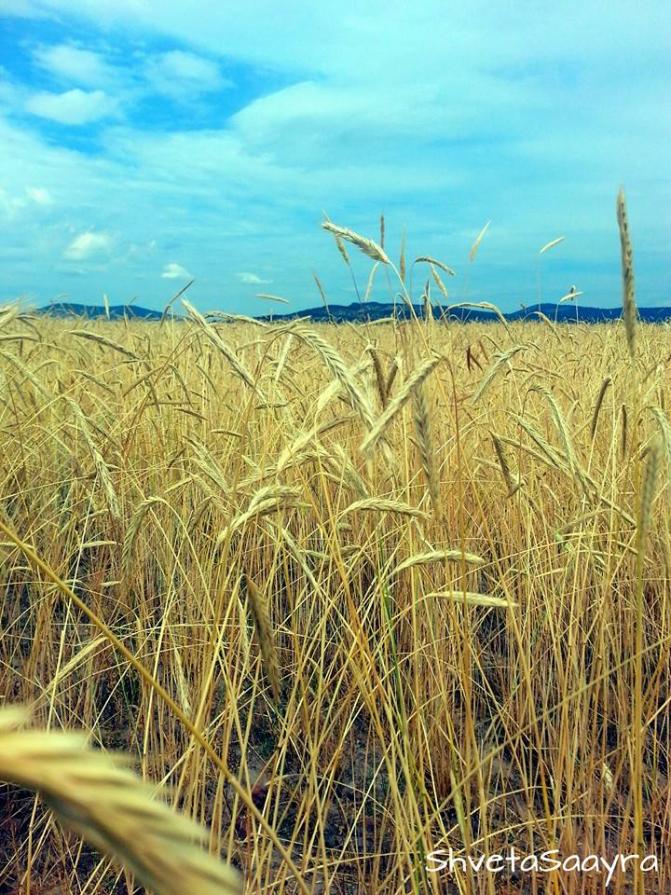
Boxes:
[283,323,375,429]
[590,377,612,441]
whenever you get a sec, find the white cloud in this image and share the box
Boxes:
[25,88,119,124]
[161,262,192,279]
[32,44,115,88]
[145,50,231,98]
[26,186,52,204]
[64,231,112,260]
[236,272,271,285]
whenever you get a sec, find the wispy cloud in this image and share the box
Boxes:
[144,50,232,99]
[32,44,116,88]
[236,272,272,285]
[161,262,192,279]
[64,231,112,260]
[26,186,52,204]
[25,88,119,124]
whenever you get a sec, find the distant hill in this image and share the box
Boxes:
[258,300,671,324]
[38,300,671,325]
[42,302,164,320]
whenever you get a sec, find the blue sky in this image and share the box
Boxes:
[1,0,669,314]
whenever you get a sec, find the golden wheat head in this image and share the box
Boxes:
[616,187,637,359]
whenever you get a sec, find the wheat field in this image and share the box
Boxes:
[1,246,670,892]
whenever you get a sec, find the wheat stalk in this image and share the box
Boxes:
[414,256,456,276]
[385,355,399,398]
[363,261,381,302]
[66,397,121,520]
[637,436,661,548]
[430,265,450,299]
[471,346,525,403]
[468,221,491,262]
[490,432,522,497]
[0,303,19,329]
[539,236,565,254]
[257,293,290,304]
[284,323,375,429]
[532,311,561,341]
[122,496,166,578]
[1,350,51,399]
[448,301,512,336]
[216,486,304,545]
[367,346,388,409]
[426,590,515,609]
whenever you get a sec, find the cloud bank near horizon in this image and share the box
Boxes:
[1,1,669,314]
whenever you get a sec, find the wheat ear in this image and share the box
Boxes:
[69,329,141,361]
[322,221,390,264]
[182,299,263,396]
[590,377,612,441]
[616,188,637,360]
[368,346,389,409]
[361,353,442,456]
[491,432,521,497]
[285,323,375,428]
[412,382,440,510]
[244,575,281,703]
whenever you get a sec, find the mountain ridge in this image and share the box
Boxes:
[37,300,671,324]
